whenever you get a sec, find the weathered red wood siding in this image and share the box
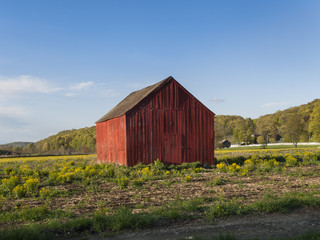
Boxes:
[96,115,127,165]
[126,80,215,166]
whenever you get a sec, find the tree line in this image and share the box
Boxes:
[2,99,320,156]
[215,99,320,147]
[1,127,96,156]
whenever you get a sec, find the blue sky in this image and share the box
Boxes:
[0,0,320,143]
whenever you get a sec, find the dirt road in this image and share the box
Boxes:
[102,208,320,240]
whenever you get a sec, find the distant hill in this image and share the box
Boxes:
[0,142,33,148]
[35,98,320,153]
[33,126,96,155]
[215,99,320,146]
[3,99,320,155]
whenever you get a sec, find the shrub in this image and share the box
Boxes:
[206,200,250,220]
[193,167,205,173]
[39,188,52,200]
[184,175,192,182]
[227,163,241,174]
[4,167,13,175]
[258,159,280,173]
[1,176,20,196]
[208,177,228,186]
[131,178,144,188]
[286,155,298,167]
[24,178,40,196]
[216,162,227,172]
[150,159,166,173]
[243,159,255,172]
[102,164,116,178]
[84,165,97,177]
[20,165,35,176]
[12,185,26,199]
[47,172,58,185]
[0,196,5,209]
[116,177,129,189]
[56,172,78,184]
[138,167,154,180]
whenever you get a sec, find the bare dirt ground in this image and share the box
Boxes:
[97,208,320,240]
[4,165,320,239]
[12,165,318,218]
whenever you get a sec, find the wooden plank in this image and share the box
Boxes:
[125,79,215,166]
[96,115,127,165]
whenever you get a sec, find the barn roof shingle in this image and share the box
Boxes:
[96,76,173,123]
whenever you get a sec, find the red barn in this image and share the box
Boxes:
[96,76,215,166]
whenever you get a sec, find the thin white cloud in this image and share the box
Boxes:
[70,81,93,90]
[261,101,292,108]
[0,106,30,118]
[211,98,224,103]
[65,93,77,97]
[0,75,61,96]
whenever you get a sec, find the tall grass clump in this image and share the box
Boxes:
[253,192,320,213]
[206,199,251,221]
[93,206,157,232]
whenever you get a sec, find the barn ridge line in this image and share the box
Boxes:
[96,76,214,123]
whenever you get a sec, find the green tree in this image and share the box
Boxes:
[12,146,22,156]
[257,135,267,145]
[26,143,35,154]
[281,113,304,147]
[233,118,255,144]
[309,103,320,141]
[255,116,278,144]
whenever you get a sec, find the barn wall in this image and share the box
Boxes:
[96,115,127,165]
[126,80,215,166]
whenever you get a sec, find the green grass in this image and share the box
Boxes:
[206,191,320,221]
[0,207,159,240]
[216,144,320,151]
[1,192,320,240]
[0,205,74,222]
[207,177,229,187]
[153,198,205,220]
[1,155,320,240]
[0,225,46,240]
[253,192,320,213]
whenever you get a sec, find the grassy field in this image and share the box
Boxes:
[224,143,320,151]
[1,148,320,240]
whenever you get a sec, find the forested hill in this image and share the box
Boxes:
[0,142,32,148]
[31,126,96,155]
[2,99,320,156]
[215,98,320,146]
[34,98,319,153]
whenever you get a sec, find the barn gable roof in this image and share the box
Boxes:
[96,76,173,123]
